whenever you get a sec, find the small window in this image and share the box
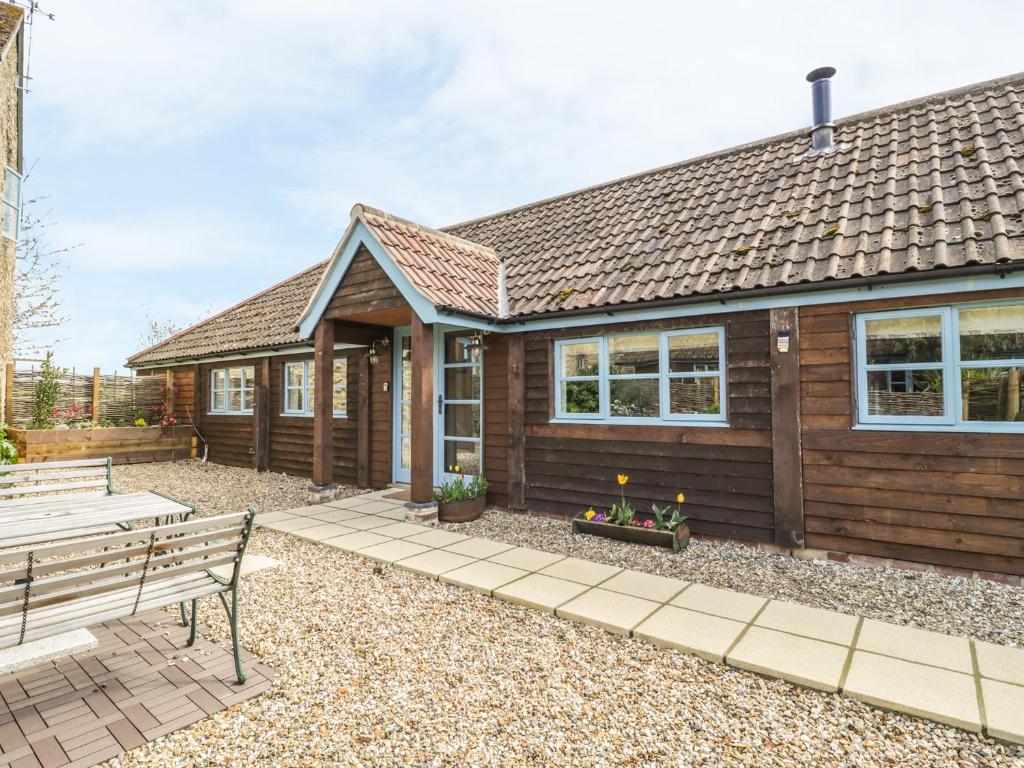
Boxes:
[3,168,20,241]
[553,327,726,424]
[209,366,254,415]
[855,301,1024,429]
[283,358,348,417]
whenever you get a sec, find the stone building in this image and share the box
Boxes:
[0,3,22,425]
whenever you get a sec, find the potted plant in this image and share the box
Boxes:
[572,475,690,551]
[435,467,489,522]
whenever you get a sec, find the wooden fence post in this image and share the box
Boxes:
[770,307,805,549]
[165,369,175,419]
[92,367,101,424]
[3,362,12,425]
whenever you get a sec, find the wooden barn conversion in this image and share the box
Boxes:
[129,70,1024,578]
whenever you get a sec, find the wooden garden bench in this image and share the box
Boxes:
[0,458,195,548]
[0,508,257,683]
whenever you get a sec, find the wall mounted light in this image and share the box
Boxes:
[467,333,486,362]
[367,336,390,366]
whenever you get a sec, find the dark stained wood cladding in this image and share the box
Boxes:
[799,287,1024,576]
[483,334,509,507]
[368,344,392,490]
[522,312,774,542]
[196,365,254,469]
[325,246,405,318]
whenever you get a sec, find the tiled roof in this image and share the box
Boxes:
[129,71,1024,365]
[127,261,327,365]
[358,206,499,316]
[447,71,1024,316]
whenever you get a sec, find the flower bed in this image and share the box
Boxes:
[571,474,691,551]
[8,425,195,464]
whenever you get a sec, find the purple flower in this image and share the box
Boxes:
[593,513,606,523]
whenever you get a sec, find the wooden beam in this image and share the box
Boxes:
[90,368,102,424]
[4,361,13,425]
[330,320,391,346]
[254,357,270,472]
[312,318,335,487]
[507,334,526,511]
[410,313,434,503]
[191,364,203,431]
[164,369,175,420]
[357,354,370,488]
[770,306,805,548]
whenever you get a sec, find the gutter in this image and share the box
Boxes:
[434,261,1024,327]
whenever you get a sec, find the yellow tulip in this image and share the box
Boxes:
[676,492,685,504]
[617,474,629,486]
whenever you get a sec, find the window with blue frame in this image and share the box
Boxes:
[855,301,1024,429]
[553,327,726,423]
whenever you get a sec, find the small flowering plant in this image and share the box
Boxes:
[435,466,489,503]
[581,475,688,532]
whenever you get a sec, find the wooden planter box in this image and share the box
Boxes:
[572,512,691,551]
[9,425,195,465]
[437,495,486,523]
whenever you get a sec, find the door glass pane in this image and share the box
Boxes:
[669,377,721,415]
[959,305,1024,361]
[401,403,411,433]
[445,404,480,438]
[445,332,475,363]
[401,337,412,400]
[444,440,480,475]
[560,342,599,377]
[866,369,944,417]
[608,334,659,374]
[562,380,600,414]
[960,367,1024,422]
[401,437,411,470]
[865,315,943,364]
[668,332,721,373]
[609,378,659,417]
[445,366,481,400]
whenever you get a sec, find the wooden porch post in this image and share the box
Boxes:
[357,354,370,488]
[507,334,526,511]
[770,307,805,548]
[254,357,270,472]
[312,318,335,488]
[410,312,434,504]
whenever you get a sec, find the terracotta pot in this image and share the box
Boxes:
[572,512,690,551]
[437,494,486,523]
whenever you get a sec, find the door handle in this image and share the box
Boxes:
[437,394,443,415]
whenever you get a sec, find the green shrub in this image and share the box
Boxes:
[29,352,63,429]
[0,424,16,464]
[435,473,488,503]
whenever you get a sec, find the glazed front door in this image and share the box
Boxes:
[392,327,412,484]
[436,327,483,482]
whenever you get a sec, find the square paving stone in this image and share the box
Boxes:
[278,504,335,517]
[376,507,407,521]
[255,510,297,525]
[487,547,565,572]
[291,523,356,543]
[357,540,431,564]
[538,558,622,586]
[975,641,1024,686]
[634,605,746,663]
[843,651,981,731]
[261,517,322,533]
[404,529,470,549]
[727,626,849,692]
[371,522,429,539]
[671,584,766,623]
[310,509,366,523]
[855,619,972,673]
[981,678,1024,745]
[493,574,591,613]
[394,550,477,579]
[754,601,859,646]
[322,531,391,552]
[556,588,661,635]
[442,538,516,559]
[337,515,393,531]
[357,500,407,515]
[441,561,529,595]
[325,497,375,511]
[599,570,688,603]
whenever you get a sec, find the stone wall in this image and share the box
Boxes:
[0,27,20,424]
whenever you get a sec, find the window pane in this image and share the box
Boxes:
[668,332,720,373]
[228,390,242,413]
[228,367,244,389]
[332,386,346,415]
[445,366,481,400]
[444,404,480,438]
[333,359,347,387]
[609,378,659,417]
[4,169,18,206]
[444,332,475,364]
[332,359,347,414]
[608,334,659,375]
[3,202,16,240]
[960,367,1024,422]
[866,369,944,417]
[212,391,225,411]
[561,342,599,377]
[669,377,721,415]
[241,387,254,411]
[959,305,1024,361]
[286,387,303,412]
[212,369,226,390]
[307,379,315,411]
[286,363,303,388]
[444,440,481,475]
[562,380,600,414]
[865,315,943,365]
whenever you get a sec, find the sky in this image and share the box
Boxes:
[17,0,1024,372]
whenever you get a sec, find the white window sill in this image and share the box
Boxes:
[549,417,729,428]
[852,423,1024,434]
[279,412,348,419]
[207,411,254,417]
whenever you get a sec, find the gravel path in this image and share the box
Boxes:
[101,462,1024,766]
[442,512,1024,648]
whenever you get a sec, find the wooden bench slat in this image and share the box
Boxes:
[0,458,108,472]
[0,468,108,485]
[0,479,109,497]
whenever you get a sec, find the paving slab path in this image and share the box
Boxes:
[259,490,1024,746]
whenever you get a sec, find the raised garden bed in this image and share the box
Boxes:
[9,425,195,465]
[438,495,486,522]
[572,511,691,551]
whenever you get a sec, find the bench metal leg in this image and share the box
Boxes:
[218,588,245,684]
[186,599,198,647]
[179,601,189,627]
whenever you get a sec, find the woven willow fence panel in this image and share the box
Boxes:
[8,370,166,427]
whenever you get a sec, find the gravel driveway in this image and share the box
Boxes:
[103,461,1023,767]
